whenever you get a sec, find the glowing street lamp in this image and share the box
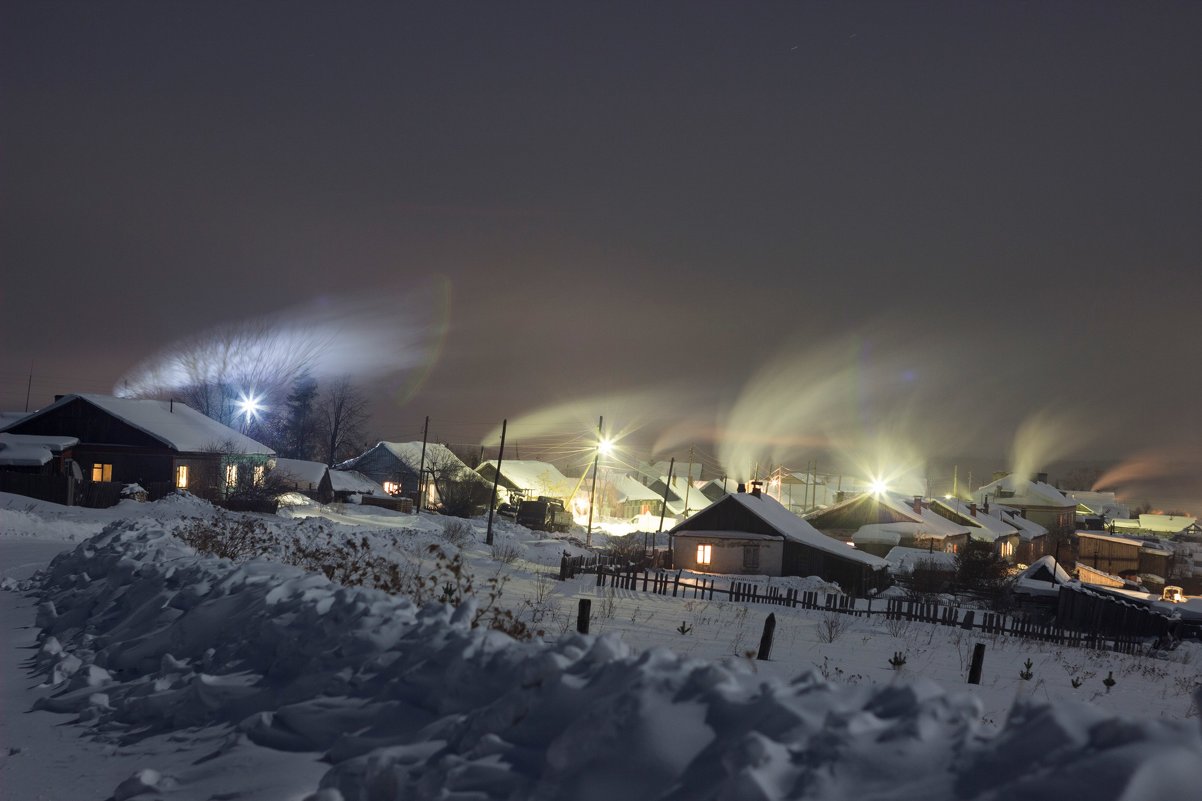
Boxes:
[598,437,615,458]
[869,477,889,496]
[236,390,265,428]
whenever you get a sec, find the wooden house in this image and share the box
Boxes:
[930,498,1022,561]
[1075,531,1174,588]
[670,486,890,596]
[1,393,273,504]
[804,492,971,558]
[340,441,479,506]
[975,473,1075,540]
[475,459,576,505]
[271,458,387,504]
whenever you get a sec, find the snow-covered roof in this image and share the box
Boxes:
[1066,490,1130,519]
[879,494,972,540]
[976,474,1074,509]
[701,492,889,569]
[884,546,956,574]
[0,432,78,466]
[657,474,713,516]
[672,529,781,542]
[932,498,1018,541]
[328,469,386,495]
[12,394,273,455]
[1110,514,1198,534]
[271,458,329,488]
[478,460,576,497]
[1076,530,1174,555]
[0,411,31,430]
[992,504,1048,540]
[610,473,663,503]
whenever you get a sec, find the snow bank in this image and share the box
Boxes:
[23,518,1202,800]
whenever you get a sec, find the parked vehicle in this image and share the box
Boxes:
[516,496,573,533]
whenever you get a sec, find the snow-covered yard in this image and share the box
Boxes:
[3,492,1201,800]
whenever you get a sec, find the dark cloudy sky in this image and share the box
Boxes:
[2,2,1200,490]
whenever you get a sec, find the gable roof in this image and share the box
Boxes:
[271,457,329,488]
[932,498,1019,541]
[5,394,273,455]
[976,474,1074,509]
[477,460,576,497]
[680,492,888,568]
[0,433,79,467]
[328,469,386,495]
[992,504,1049,540]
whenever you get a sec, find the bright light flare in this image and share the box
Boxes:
[237,391,265,421]
[869,478,889,496]
[598,437,616,457]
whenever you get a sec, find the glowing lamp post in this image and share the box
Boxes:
[586,417,607,549]
[236,390,265,432]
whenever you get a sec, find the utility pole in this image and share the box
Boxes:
[682,445,694,517]
[953,464,959,499]
[658,457,676,562]
[417,416,429,512]
[24,362,33,412]
[587,415,602,549]
[486,418,507,546]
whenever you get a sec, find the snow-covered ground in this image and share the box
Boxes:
[3,491,1201,800]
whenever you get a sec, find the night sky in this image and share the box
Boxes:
[2,3,1200,500]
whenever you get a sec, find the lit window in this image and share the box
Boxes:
[743,545,759,570]
[225,464,238,488]
[382,481,401,495]
[253,465,264,485]
[175,464,189,489]
[91,463,112,482]
[696,544,712,566]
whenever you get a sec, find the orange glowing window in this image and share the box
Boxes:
[696,544,713,566]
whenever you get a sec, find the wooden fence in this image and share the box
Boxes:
[583,565,1158,654]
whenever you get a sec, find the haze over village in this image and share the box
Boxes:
[2,3,1201,800]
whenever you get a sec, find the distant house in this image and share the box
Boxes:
[1075,531,1174,590]
[591,473,665,519]
[271,457,385,503]
[975,473,1075,540]
[1066,490,1130,521]
[0,433,79,474]
[993,504,1050,564]
[1110,514,1198,537]
[930,498,1022,561]
[339,441,477,506]
[475,459,577,505]
[697,478,732,503]
[670,485,890,596]
[804,492,970,558]
[0,393,273,503]
[646,474,713,518]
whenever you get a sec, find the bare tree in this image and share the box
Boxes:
[317,376,370,466]
[426,448,492,518]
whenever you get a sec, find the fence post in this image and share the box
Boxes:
[596,567,604,587]
[757,613,777,661]
[577,599,592,634]
[968,643,986,684]
[559,553,569,581]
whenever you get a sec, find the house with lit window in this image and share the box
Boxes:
[929,498,1022,561]
[975,472,1076,540]
[340,441,481,506]
[0,393,273,504]
[803,492,971,558]
[271,457,386,503]
[475,459,577,505]
[670,484,890,596]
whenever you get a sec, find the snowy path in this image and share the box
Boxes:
[0,539,150,800]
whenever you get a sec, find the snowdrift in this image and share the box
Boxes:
[25,517,1202,800]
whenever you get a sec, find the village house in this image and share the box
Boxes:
[670,483,890,596]
[475,459,577,506]
[974,472,1076,540]
[803,492,971,558]
[646,474,713,518]
[339,441,478,506]
[1075,531,1174,591]
[0,393,273,505]
[993,504,1050,564]
[271,457,386,504]
[929,497,1022,561]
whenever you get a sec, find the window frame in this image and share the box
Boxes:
[696,543,713,566]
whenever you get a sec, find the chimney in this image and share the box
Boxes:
[836,490,845,504]
[912,496,923,515]
[736,482,747,494]
[969,502,978,517]
[54,394,64,402]
[983,496,990,514]
[749,480,762,498]
[1020,508,1028,519]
